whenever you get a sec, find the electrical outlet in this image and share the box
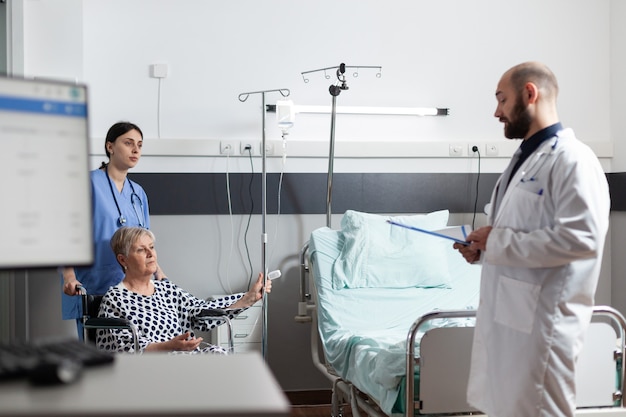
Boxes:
[469,144,481,155]
[263,142,275,156]
[449,144,465,157]
[220,141,237,155]
[486,143,499,157]
[240,142,254,155]
[150,63,168,79]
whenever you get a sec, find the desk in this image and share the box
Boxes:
[0,352,290,416]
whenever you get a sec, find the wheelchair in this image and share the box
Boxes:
[77,285,140,352]
[77,285,234,354]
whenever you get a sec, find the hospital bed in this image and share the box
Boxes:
[298,209,626,417]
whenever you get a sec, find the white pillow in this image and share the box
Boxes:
[332,209,451,289]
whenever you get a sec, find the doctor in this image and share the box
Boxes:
[454,62,610,417]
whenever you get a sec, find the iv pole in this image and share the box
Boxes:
[238,87,290,360]
[294,64,380,321]
[326,64,350,228]
[301,63,381,228]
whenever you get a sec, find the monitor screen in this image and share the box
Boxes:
[0,76,93,269]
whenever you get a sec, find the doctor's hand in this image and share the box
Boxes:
[453,242,481,264]
[453,226,492,264]
[466,226,492,252]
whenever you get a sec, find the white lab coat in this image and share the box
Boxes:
[466,128,610,417]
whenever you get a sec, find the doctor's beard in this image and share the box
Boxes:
[503,94,532,139]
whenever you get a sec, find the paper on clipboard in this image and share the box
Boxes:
[387,220,471,246]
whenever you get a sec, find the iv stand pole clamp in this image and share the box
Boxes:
[238,87,290,360]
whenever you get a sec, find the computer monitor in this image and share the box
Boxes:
[0,76,93,269]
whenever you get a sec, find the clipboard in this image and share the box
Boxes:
[387,220,471,246]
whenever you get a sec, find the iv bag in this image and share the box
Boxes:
[276,100,295,132]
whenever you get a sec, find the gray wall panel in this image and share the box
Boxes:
[130,173,501,215]
[130,172,624,215]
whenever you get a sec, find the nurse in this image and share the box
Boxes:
[61,121,166,339]
[454,62,610,417]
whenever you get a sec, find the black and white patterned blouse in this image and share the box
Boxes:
[96,279,246,354]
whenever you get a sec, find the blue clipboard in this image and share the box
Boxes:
[387,220,470,246]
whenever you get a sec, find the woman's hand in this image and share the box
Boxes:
[153,262,168,281]
[145,332,203,352]
[232,272,271,309]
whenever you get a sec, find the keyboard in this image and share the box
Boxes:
[0,339,115,383]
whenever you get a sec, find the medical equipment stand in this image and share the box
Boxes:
[238,88,290,360]
[300,63,381,228]
[294,63,381,321]
[325,64,349,228]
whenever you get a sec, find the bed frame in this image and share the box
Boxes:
[298,243,626,417]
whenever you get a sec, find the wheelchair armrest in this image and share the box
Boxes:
[85,317,140,353]
[197,308,229,318]
[85,317,133,328]
[197,309,234,353]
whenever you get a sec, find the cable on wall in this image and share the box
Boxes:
[157,78,163,138]
[268,136,287,269]
[221,150,235,294]
[243,147,255,290]
[149,63,168,138]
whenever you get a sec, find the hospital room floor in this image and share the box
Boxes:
[287,391,353,416]
[290,404,353,416]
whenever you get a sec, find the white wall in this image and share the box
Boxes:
[18,0,613,149]
[7,0,626,391]
[610,1,626,314]
[611,0,626,172]
[0,2,6,74]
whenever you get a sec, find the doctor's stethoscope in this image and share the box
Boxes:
[105,165,145,228]
[519,136,559,184]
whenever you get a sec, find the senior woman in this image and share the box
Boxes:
[96,226,271,354]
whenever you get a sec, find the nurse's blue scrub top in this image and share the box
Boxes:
[61,168,150,320]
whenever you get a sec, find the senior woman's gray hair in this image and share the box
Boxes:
[110,226,155,267]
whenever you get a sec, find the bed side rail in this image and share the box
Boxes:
[405,309,476,417]
[404,306,626,417]
[592,305,626,407]
[295,241,313,323]
[297,241,338,379]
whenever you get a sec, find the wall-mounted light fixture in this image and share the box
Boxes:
[266,104,449,116]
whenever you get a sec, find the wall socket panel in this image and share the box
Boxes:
[219,140,237,155]
[150,63,168,79]
[449,143,502,158]
[485,143,499,156]
[240,142,255,155]
[448,144,465,157]
[469,144,481,155]
[219,141,277,156]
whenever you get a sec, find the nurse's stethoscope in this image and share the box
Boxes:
[519,135,559,184]
[105,165,145,228]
